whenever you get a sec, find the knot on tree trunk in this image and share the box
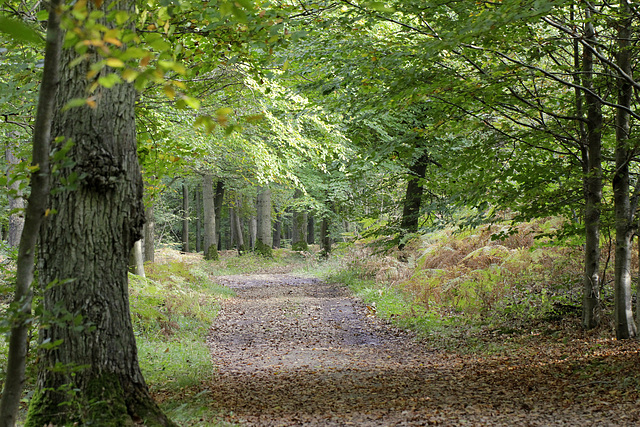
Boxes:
[80,149,124,191]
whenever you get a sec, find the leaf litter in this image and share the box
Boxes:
[203,274,640,426]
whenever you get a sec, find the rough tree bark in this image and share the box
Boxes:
[580,6,603,330]
[25,0,175,424]
[202,174,217,260]
[0,0,61,423]
[613,0,637,339]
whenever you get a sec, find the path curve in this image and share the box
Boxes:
[205,274,638,426]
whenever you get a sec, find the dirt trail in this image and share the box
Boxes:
[205,274,639,426]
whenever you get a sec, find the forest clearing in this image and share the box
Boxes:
[3,0,640,425]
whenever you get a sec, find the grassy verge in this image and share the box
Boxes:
[129,260,236,425]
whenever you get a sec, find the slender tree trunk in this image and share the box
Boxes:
[581,8,603,330]
[291,189,308,251]
[229,206,236,249]
[0,1,61,423]
[273,209,282,249]
[182,183,189,252]
[233,196,245,253]
[249,216,257,250]
[400,152,429,247]
[307,214,315,245]
[202,174,217,260]
[256,186,272,255]
[143,202,155,263]
[613,0,636,339]
[129,240,145,277]
[195,184,201,253]
[5,147,25,248]
[320,201,334,257]
[214,180,224,250]
[26,1,175,424]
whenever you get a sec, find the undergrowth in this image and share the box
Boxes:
[328,218,614,352]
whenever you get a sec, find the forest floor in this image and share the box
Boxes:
[201,272,640,426]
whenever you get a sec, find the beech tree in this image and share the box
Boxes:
[256,185,273,256]
[202,173,218,260]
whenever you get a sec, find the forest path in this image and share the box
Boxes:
[205,274,638,426]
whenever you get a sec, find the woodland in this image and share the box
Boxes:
[1,0,640,425]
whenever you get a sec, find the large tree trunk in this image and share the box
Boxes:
[0,2,60,423]
[26,1,174,424]
[399,152,429,246]
[202,174,217,259]
[143,202,155,263]
[613,0,636,339]
[5,147,25,248]
[181,183,189,252]
[580,7,603,330]
[256,186,272,248]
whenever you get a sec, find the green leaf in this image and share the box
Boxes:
[366,2,395,13]
[98,73,122,88]
[180,95,200,110]
[0,16,43,45]
[62,98,89,111]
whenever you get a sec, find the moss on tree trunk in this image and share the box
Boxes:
[26,0,174,424]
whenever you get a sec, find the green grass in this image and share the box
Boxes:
[201,248,319,276]
[129,261,237,425]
